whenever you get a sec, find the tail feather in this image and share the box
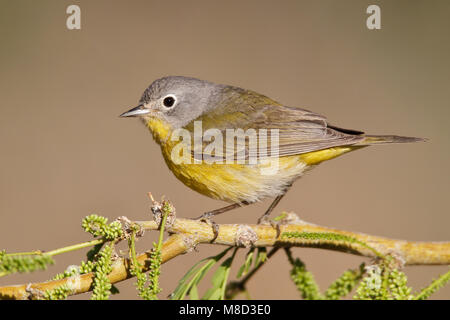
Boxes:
[357,135,427,145]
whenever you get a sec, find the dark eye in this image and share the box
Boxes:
[163,96,176,108]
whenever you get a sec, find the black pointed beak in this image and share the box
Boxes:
[120,104,150,117]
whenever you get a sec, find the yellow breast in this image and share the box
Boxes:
[161,144,309,203]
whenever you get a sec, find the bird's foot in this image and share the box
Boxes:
[257,214,281,239]
[195,212,219,242]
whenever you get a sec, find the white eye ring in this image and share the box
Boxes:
[162,94,177,109]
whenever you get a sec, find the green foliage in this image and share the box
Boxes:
[415,269,450,300]
[388,269,413,300]
[237,248,255,278]
[171,247,233,300]
[86,243,104,262]
[203,249,238,300]
[129,200,172,300]
[273,212,287,222]
[282,232,449,300]
[282,231,383,258]
[286,250,323,300]
[288,257,366,300]
[52,265,80,280]
[79,214,126,300]
[82,214,123,240]
[52,261,95,281]
[324,264,365,300]
[0,250,54,276]
[172,239,448,301]
[91,243,114,300]
[43,285,71,300]
[129,235,162,300]
[132,266,155,300]
[80,260,95,274]
[225,247,271,300]
[235,247,267,280]
[355,265,386,299]
[353,258,418,300]
[47,214,122,299]
[253,247,267,268]
[280,231,446,300]
[286,253,414,300]
[146,245,163,298]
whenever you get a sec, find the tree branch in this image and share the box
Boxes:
[0,212,449,299]
[138,213,449,265]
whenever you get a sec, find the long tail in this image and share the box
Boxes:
[356,135,427,146]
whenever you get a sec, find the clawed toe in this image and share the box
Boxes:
[257,214,270,225]
[195,212,219,242]
[258,215,281,238]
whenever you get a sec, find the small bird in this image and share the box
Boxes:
[121,76,424,227]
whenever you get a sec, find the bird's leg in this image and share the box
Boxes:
[257,194,287,238]
[195,202,250,241]
[196,202,245,220]
[258,194,285,224]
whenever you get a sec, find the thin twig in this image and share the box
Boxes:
[226,247,280,299]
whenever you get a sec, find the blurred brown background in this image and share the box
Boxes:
[0,0,449,299]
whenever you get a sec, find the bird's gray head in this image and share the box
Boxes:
[120,76,224,129]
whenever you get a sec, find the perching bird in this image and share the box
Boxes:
[121,76,424,227]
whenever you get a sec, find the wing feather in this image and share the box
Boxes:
[186,87,365,160]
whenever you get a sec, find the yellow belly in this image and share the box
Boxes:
[162,149,306,203]
[145,118,356,203]
[160,141,354,203]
